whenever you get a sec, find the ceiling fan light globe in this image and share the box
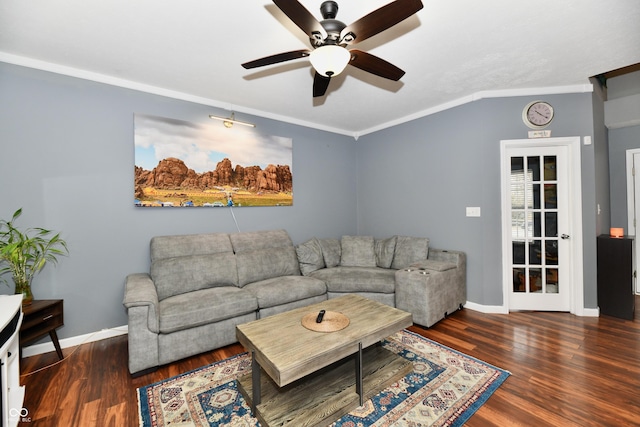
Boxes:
[310,45,350,77]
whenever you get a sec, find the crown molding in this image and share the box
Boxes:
[1,52,593,139]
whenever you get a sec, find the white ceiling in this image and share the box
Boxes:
[1,0,639,137]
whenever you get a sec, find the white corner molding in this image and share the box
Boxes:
[0,52,354,138]
[1,52,595,138]
[357,84,594,137]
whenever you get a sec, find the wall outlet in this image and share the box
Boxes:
[466,207,481,217]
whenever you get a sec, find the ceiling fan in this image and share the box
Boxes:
[242,0,424,97]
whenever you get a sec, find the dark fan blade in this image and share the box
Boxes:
[340,0,423,45]
[348,49,405,81]
[242,49,311,69]
[273,0,327,42]
[313,72,331,97]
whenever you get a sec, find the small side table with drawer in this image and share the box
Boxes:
[20,299,64,359]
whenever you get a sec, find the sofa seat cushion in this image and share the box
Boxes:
[310,267,396,294]
[243,276,327,309]
[158,287,257,334]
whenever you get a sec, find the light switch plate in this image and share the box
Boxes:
[466,207,481,217]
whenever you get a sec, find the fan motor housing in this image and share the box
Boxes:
[314,1,345,46]
[316,19,345,45]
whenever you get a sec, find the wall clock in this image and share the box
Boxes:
[522,101,554,129]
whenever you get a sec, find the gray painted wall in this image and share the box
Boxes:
[0,62,357,338]
[0,61,609,341]
[610,124,640,228]
[356,93,601,307]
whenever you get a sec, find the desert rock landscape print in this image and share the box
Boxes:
[134,114,293,207]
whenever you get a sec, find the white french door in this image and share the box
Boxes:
[501,140,574,311]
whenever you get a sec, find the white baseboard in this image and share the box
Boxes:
[464,301,509,314]
[580,307,600,317]
[464,301,601,317]
[21,303,602,358]
[22,325,128,358]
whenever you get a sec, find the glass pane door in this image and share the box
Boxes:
[510,155,560,295]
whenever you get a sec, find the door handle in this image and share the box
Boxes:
[561,234,570,240]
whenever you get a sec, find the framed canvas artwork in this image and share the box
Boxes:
[134,114,293,207]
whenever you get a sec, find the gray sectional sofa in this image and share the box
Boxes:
[298,235,467,328]
[123,229,465,375]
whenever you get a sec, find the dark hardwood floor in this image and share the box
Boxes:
[19,297,640,426]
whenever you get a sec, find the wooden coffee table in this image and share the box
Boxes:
[236,294,413,427]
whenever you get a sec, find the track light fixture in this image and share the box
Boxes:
[208,112,256,128]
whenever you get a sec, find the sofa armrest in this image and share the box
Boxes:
[428,248,465,269]
[123,273,159,333]
[395,262,466,327]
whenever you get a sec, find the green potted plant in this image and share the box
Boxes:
[0,208,69,305]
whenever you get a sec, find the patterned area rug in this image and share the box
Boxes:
[138,329,509,427]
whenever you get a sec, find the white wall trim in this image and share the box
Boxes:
[0,52,593,139]
[464,301,599,317]
[581,307,600,317]
[464,301,509,314]
[21,325,128,358]
[357,84,594,137]
[0,52,354,138]
[21,302,601,358]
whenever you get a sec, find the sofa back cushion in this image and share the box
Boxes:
[150,233,233,261]
[230,229,292,252]
[375,236,397,268]
[151,253,238,300]
[236,247,301,286]
[296,237,325,276]
[149,233,238,300]
[391,236,430,269]
[340,236,377,267]
[318,238,341,268]
[231,229,301,286]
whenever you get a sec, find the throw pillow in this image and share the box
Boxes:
[318,238,341,268]
[340,235,377,267]
[296,238,325,276]
[391,236,430,269]
[375,236,397,268]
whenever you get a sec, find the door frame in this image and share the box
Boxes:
[500,137,584,315]
[625,148,640,293]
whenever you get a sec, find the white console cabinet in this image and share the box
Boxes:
[1,295,25,427]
